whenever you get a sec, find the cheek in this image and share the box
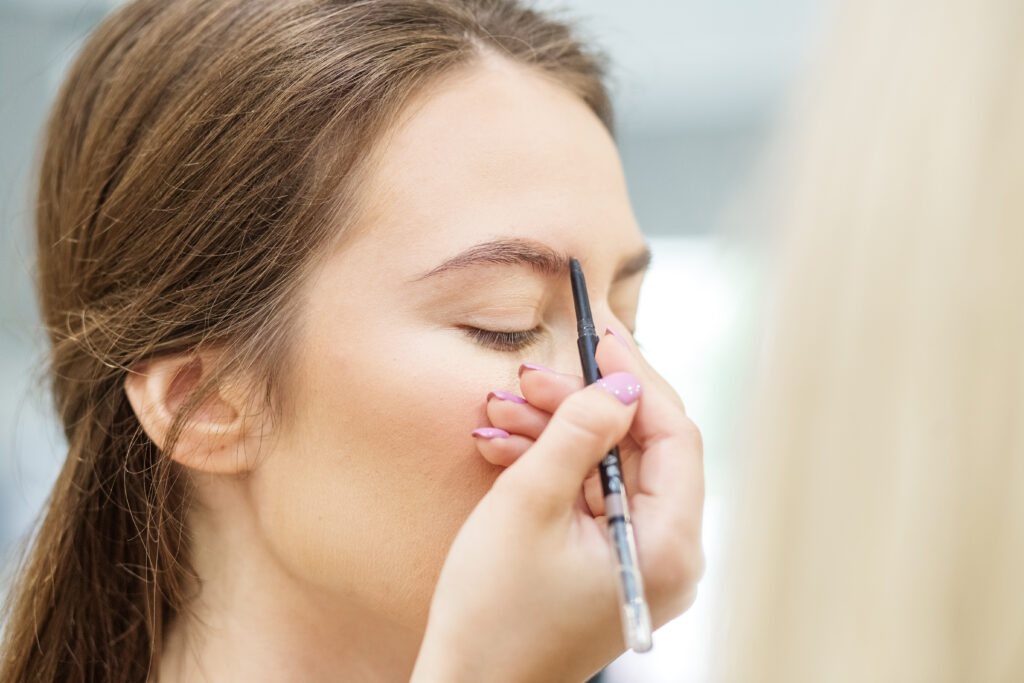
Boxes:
[249,324,507,627]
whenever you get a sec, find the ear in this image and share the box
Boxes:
[124,351,263,474]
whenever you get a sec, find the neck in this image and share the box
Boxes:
[155,480,423,682]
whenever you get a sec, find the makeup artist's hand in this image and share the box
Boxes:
[411,328,704,683]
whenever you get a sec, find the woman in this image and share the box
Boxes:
[715,0,1024,679]
[0,1,704,681]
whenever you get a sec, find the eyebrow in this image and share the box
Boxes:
[411,238,652,284]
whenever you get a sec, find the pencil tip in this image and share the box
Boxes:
[569,258,594,333]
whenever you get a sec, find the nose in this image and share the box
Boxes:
[543,300,629,377]
[592,305,629,341]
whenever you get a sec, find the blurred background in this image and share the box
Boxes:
[0,1,835,680]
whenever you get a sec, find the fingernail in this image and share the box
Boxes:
[471,427,510,439]
[605,326,632,350]
[487,390,527,404]
[595,371,642,405]
[518,362,554,377]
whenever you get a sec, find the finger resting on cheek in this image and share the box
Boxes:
[517,367,583,413]
[472,431,534,467]
[486,397,552,440]
[514,383,638,504]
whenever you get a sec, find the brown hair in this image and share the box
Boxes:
[0,1,610,680]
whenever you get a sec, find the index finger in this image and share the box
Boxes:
[595,329,704,510]
[595,329,691,448]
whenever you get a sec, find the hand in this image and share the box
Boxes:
[411,329,705,683]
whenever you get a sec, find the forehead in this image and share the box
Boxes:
[346,53,644,275]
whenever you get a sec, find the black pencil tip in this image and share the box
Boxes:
[569,257,595,336]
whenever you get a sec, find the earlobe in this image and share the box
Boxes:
[123,352,259,474]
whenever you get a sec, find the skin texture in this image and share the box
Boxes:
[135,53,702,682]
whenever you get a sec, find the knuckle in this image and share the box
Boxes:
[678,415,703,454]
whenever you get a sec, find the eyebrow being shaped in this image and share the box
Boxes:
[411,237,652,283]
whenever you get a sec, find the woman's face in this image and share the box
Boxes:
[250,55,649,630]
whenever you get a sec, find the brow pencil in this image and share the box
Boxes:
[569,257,653,653]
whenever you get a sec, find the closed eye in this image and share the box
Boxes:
[461,326,541,352]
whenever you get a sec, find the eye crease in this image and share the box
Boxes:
[461,326,541,352]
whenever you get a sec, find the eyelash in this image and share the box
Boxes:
[463,326,542,351]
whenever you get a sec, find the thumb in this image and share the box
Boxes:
[501,371,642,513]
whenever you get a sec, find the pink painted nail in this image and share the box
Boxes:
[605,326,632,350]
[595,371,642,406]
[487,390,527,404]
[471,427,510,439]
[518,362,554,377]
